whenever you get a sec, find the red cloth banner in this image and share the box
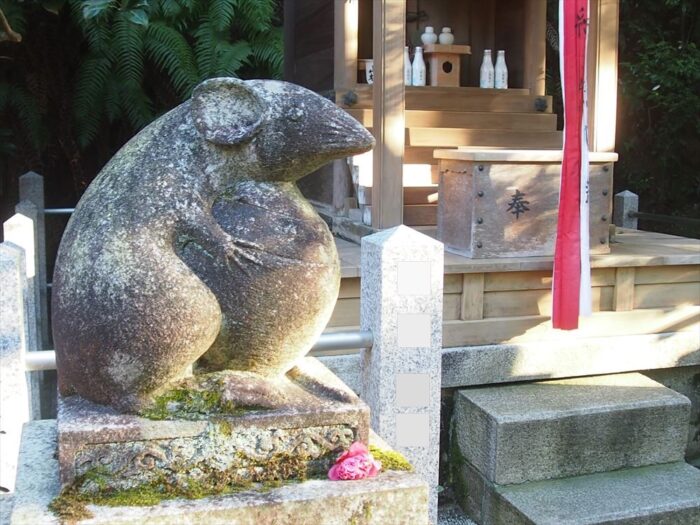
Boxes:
[552,0,590,330]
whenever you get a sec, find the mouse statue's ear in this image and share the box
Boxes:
[191,77,268,146]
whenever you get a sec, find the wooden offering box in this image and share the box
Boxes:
[435,149,619,258]
[423,44,471,87]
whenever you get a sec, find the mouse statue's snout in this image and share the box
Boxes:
[242,80,375,181]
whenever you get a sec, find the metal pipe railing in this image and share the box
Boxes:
[310,330,373,352]
[24,330,374,372]
[44,208,75,215]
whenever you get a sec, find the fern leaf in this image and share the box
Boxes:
[120,86,154,130]
[194,17,218,78]
[250,27,283,79]
[103,75,121,123]
[114,12,146,87]
[82,0,115,21]
[4,85,47,151]
[158,0,182,18]
[208,0,237,32]
[0,0,27,35]
[213,40,252,77]
[145,22,199,96]
[73,55,111,146]
[235,0,275,34]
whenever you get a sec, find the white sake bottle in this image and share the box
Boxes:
[404,46,412,86]
[495,50,508,89]
[479,49,494,88]
[412,46,427,86]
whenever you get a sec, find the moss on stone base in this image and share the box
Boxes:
[369,446,413,472]
[49,451,315,524]
[137,371,271,421]
[138,387,245,420]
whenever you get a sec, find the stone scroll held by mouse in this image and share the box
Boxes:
[51,78,375,415]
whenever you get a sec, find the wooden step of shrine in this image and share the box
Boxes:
[357,186,439,206]
[337,85,553,113]
[355,204,437,228]
[408,128,563,149]
[347,109,558,132]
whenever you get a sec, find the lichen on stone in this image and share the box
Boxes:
[369,445,413,472]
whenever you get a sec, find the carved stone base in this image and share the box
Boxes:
[11,421,429,525]
[57,358,369,492]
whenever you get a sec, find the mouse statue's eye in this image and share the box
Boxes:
[288,106,304,122]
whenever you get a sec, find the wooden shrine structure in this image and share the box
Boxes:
[283,1,699,355]
[284,0,620,230]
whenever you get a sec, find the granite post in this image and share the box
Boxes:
[0,242,32,492]
[614,190,639,229]
[3,213,41,420]
[360,225,443,523]
[18,172,49,348]
[14,200,56,418]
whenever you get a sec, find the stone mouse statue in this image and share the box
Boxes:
[52,78,374,413]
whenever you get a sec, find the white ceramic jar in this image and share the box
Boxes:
[439,27,454,45]
[421,26,438,45]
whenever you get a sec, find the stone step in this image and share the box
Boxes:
[456,460,700,525]
[454,372,690,484]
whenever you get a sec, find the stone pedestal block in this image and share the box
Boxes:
[11,421,429,525]
[57,358,369,491]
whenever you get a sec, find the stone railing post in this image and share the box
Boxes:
[3,213,41,420]
[614,190,639,229]
[18,172,49,348]
[360,225,443,523]
[0,242,32,493]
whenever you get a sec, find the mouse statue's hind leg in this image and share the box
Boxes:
[53,236,223,414]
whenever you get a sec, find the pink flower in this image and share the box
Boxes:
[328,442,382,481]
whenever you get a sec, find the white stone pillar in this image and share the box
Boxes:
[3,214,41,420]
[360,225,443,523]
[0,242,32,492]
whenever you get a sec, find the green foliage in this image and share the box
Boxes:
[64,0,281,147]
[0,0,282,181]
[616,0,700,234]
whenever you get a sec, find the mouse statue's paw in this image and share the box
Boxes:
[137,370,330,421]
[220,236,264,275]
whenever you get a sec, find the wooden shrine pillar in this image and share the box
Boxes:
[372,0,405,229]
[334,0,359,89]
[587,0,620,152]
[523,0,547,96]
[331,1,360,212]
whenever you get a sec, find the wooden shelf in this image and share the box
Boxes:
[423,44,472,55]
[434,148,619,163]
[338,85,552,113]
[347,109,557,131]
